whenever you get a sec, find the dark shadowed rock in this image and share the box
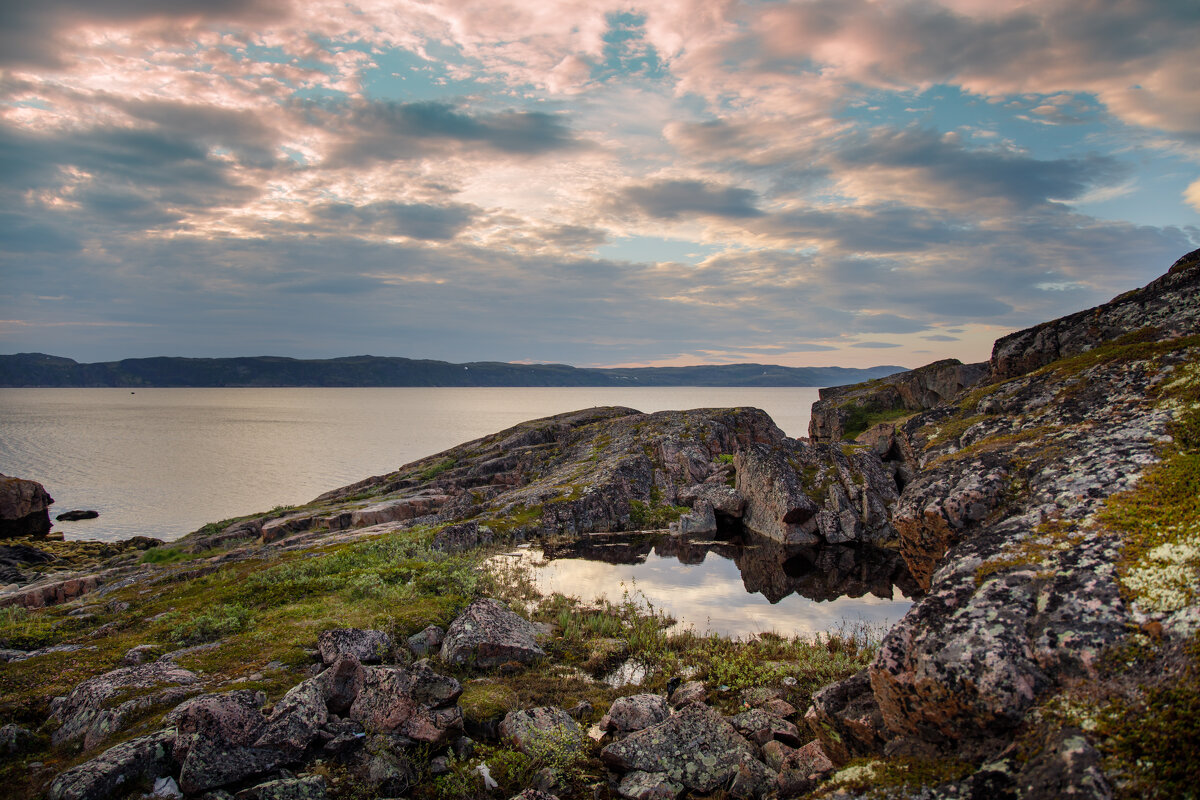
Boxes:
[406,624,445,658]
[0,473,53,538]
[499,707,581,754]
[240,775,329,800]
[56,510,99,522]
[600,694,670,736]
[314,653,363,714]
[431,521,493,553]
[601,702,772,794]
[0,723,36,754]
[47,729,174,800]
[254,680,327,758]
[441,598,546,668]
[803,669,886,766]
[317,628,395,665]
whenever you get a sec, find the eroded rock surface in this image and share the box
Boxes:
[0,473,54,538]
[440,598,546,668]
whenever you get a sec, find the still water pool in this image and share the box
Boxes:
[492,531,917,639]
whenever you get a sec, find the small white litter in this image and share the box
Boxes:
[475,763,499,789]
[151,776,182,799]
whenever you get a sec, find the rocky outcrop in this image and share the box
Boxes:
[0,474,54,538]
[599,694,670,737]
[799,250,1200,793]
[991,246,1200,381]
[55,510,99,522]
[440,598,547,668]
[809,360,988,444]
[735,440,898,546]
[49,661,200,748]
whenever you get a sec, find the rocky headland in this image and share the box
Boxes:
[1,249,1198,800]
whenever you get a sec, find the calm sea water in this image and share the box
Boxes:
[0,387,819,542]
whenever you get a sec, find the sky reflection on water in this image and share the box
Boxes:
[493,533,916,639]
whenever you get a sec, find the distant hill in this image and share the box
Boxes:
[0,353,907,388]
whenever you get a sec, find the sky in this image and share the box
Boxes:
[0,1,1197,369]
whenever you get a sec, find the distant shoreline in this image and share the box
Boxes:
[0,353,906,388]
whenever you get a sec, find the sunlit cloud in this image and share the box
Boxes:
[0,0,1196,367]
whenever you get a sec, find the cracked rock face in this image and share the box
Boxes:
[601,702,774,794]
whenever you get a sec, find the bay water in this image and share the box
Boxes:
[0,386,820,543]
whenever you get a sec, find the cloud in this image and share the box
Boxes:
[307,202,477,241]
[320,100,582,167]
[833,127,1127,210]
[850,341,903,349]
[0,0,290,68]
[618,179,763,220]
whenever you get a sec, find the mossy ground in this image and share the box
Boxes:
[1,512,878,800]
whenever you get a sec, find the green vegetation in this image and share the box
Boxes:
[813,757,975,797]
[841,404,914,441]
[627,499,689,528]
[419,458,458,481]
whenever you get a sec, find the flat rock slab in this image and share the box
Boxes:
[601,703,772,794]
[440,598,546,668]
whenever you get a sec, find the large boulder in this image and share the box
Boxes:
[601,703,774,795]
[803,669,886,766]
[440,598,546,668]
[735,442,898,546]
[317,628,395,665]
[600,694,670,737]
[170,690,284,794]
[347,661,463,744]
[0,474,53,538]
[47,730,175,800]
[499,707,581,754]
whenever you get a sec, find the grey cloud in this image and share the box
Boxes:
[922,334,959,341]
[850,341,903,349]
[854,313,928,334]
[836,127,1127,208]
[308,202,477,241]
[320,100,581,166]
[0,0,289,68]
[0,212,82,254]
[619,179,763,220]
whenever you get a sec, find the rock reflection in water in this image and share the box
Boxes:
[503,532,919,639]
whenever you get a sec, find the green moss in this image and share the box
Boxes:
[841,404,914,441]
[815,757,975,797]
[1098,370,1200,612]
[418,458,458,481]
[627,499,688,528]
[458,682,518,722]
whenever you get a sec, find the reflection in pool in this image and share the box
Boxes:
[492,532,920,639]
